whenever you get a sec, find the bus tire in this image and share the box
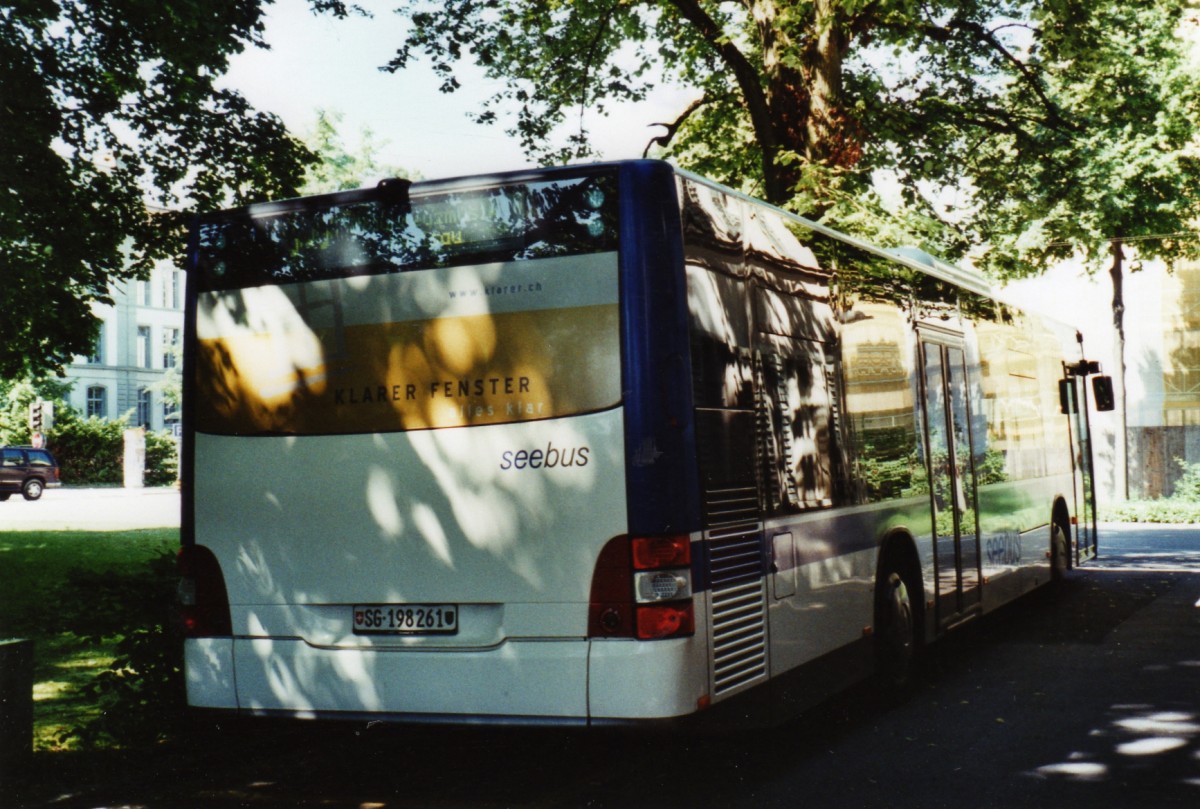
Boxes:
[1050,519,1069,582]
[875,566,917,691]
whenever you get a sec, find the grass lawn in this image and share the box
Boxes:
[0,529,179,750]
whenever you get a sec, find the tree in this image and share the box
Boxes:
[0,376,71,446]
[382,0,1200,498]
[382,1,1199,230]
[962,4,1200,497]
[299,108,416,194]
[0,0,321,380]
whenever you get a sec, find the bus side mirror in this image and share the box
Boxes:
[1059,379,1076,414]
[1093,376,1115,411]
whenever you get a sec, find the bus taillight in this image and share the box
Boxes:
[631,534,695,640]
[589,535,695,641]
[636,603,695,640]
[178,545,232,637]
[631,534,690,569]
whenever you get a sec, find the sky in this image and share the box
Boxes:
[223,0,694,183]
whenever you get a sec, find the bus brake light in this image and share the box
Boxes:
[590,535,695,640]
[631,535,690,569]
[636,603,695,640]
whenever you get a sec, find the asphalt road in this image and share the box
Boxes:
[12,523,1200,808]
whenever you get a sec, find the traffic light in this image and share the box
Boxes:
[29,401,42,433]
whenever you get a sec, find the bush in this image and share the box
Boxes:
[48,415,126,484]
[1102,458,1200,523]
[51,550,185,748]
[1101,499,1200,524]
[46,412,178,486]
[1170,457,1200,501]
[145,431,179,486]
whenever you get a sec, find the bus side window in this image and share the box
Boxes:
[839,301,927,503]
[758,338,836,514]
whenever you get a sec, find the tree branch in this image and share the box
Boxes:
[643,95,708,157]
[945,16,1072,131]
[666,0,783,197]
[569,0,625,148]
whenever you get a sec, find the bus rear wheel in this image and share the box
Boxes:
[876,568,917,690]
[1050,520,1069,582]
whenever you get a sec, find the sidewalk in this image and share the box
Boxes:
[0,486,180,531]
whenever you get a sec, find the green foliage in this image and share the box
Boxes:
[0,529,179,750]
[2,386,179,485]
[383,1,1200,271]
[51,551,184,749]
[1170,457,1200,502]
[0,530,177,636]
[1,0,320,380]
[300,108,416,194]
[47,416,179,486]
[48,415,127,485]
[152,341,184,420]
[1,375,178,484]
[1102,499,1200,525]
[0,377,72,445]
[145,431,179,486]
[1102,459,1200,523]
[963,3,1200,280]
[976,448,1010,487]
[856,429,929,500]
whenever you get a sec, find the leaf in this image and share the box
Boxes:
[1,0,320,378]
[378,0,1200,276]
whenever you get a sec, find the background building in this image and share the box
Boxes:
[64,261,184,434]
[1004,255,1200,503]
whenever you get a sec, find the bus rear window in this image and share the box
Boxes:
[193,173,619,291]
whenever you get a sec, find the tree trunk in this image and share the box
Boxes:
[758,0,861,205]
[1109,240,1129,501]
[803,0,853,166]
[671,0,787,202]
[675,0,862,206]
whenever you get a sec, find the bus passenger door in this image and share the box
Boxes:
[1062,371,1100,564]
[921,338,983,627]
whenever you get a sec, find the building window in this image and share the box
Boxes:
[137,325,152,368]
[137,388,152,429]
[162,327,180,369]
[137,279,152,306]
[87,324,105,364]
[163,270,182,309]
[87,386,107,419]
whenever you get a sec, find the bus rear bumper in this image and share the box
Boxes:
[185,634,706,724]
[188,636,590,719]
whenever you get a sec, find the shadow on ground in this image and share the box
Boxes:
[9,563,1200,809]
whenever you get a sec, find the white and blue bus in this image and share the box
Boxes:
[180,160,1105,726]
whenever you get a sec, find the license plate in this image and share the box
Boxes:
[353,604,458,635]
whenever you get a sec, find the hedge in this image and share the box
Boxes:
[46,416,178,486]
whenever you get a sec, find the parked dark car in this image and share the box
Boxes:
[0,446,61,501]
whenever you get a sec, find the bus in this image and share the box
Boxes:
[180,159,1106,727]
